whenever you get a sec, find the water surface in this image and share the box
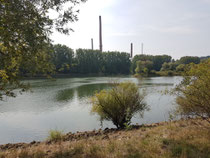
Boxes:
[0,76,181,144]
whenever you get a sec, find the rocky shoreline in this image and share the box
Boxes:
[0,120,169,151]
[0,118,209,158]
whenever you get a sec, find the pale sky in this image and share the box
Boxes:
[51,0,210,59]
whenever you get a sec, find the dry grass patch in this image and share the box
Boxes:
[0,119,209,158]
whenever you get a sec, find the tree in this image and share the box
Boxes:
[51,44,74,73]
[135,60,153,75]
[161,62,177,71]
[0,0,85,99]
[131,54,172,73]
[178,56,200,65]
[152,55,172,71]
[73,50,131,75]
[131,55,153,74]
[91,82,147,129]
[103,51,131,74]
[176,64,186,72]
[75,49,103,74]
[174,59,210,122]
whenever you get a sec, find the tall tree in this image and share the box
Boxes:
[0,0,86,99]
[135,60,153,75]
[152,55,172,71]
[131,54,171,73]
[103,51,131,74]
[52,44,74,73]
[178,56,200,65]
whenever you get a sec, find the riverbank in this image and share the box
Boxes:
[21,71,182,80]
[21,73,131,80]
[0,118,209,158]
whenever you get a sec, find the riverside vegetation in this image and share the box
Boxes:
[1,41,209,99]
[91,82,147,129]
[0,59,210,158]
[1,1,210,157]
[1,39,209,99]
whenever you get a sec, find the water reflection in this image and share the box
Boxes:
[139,83,174,88]
[56,88,75,102]
[77,83,110,99]
[55,83,110,102]
[0,76,181,144]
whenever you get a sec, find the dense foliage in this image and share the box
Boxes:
[131,54,172,74]
[91,82,147,128]
[161,62,178,71]
[0,0,85,99]
[51,44,74,73]
[133,55,204,76]
[175,59,210,121]
[50,45,131,75]
[178,56,200,65]
[49,46,206,77]
[135,60,153,75]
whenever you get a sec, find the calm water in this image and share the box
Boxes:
[0,76,181,144]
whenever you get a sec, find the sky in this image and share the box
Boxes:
[51,0,210,59]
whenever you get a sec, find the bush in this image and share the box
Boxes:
[167,70,173,76]
[176,64,186,72]
[91,82,147,129]
[135,60,153,76]
[174,59,210,122]
[48,130,64,141]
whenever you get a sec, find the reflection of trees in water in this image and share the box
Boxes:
[55,83,110,102]
[137,77,174,88]
[56,88,75,102]
[139,83,173,88]
[55,81,173,103]
[77,83,109,99]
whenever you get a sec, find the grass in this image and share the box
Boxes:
[162,139,210,158]
[0,119,209,158]
[0,150,45,158]
[52,144,84,158]
[47,130,64,141]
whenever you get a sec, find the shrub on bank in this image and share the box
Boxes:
[48,130,64,141]
[91,82,147,129]
[174,59,210,122]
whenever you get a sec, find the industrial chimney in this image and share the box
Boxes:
[91,38,94,50]
[99,16,103,52]
[130,43,133,58]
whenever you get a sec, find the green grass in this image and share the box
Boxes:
[48,130,64,141]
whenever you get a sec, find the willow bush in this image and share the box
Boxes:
[175,59,210,122]
[91,82,147,129]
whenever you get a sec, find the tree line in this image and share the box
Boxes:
[45,44,131,75]
[133,54,202,76]
[46,44,206,76]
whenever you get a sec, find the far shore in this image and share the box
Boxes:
[21,72,182,80]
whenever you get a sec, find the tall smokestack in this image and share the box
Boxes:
[130,43,133,58]
[99,16,103,52]
[91,38,94,50]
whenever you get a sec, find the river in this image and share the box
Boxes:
[0,76,181,144]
